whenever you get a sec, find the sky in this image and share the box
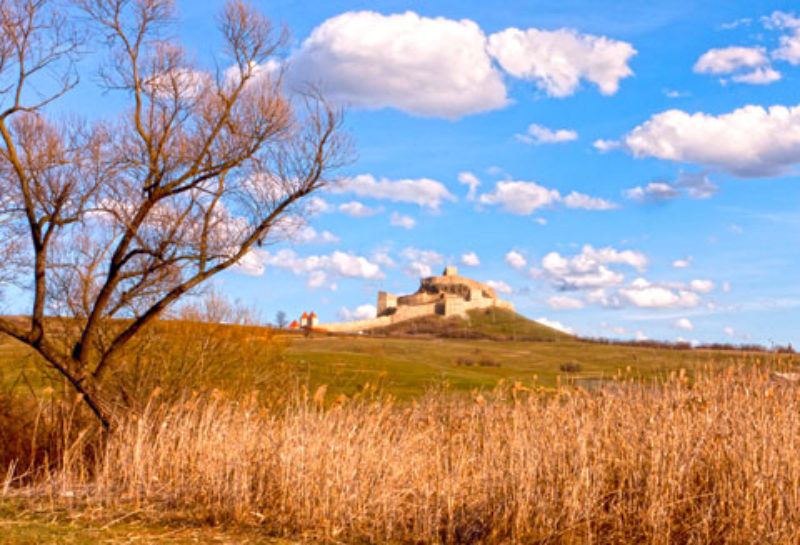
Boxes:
[15,1,800,346]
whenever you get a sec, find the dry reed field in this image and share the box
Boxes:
[5,364,800,544]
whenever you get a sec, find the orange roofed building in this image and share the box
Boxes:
[289,311,319,329]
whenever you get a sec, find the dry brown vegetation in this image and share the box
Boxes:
[4,364,800,544]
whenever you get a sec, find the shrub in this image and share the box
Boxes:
[478,357,500,367]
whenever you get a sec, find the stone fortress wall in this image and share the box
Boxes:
[318,266,514,333]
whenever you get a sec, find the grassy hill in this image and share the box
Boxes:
[1,314,796,403]
[286,333,792,399]
[365,307,573,341]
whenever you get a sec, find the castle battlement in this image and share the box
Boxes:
[319,266,514,333]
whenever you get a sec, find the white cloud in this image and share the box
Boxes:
[593,139,621,152]
[248,249,384,287]
[516,123,578,145]
[306,196,334,215]
[487,27,635,97]
[534,217,547,225]
[694,46,770,74]
[234,251,266,276]
[674,318,694,331]
[536,317,575,335]
[763,11,800,31]
[458,172,481,201]
[585,288,621,308]
[620,103,800,177]
[486,280,512,294]
[401,247,443,278]
[479,181,560,214]
[478,181,617,214]
[547,295,585,310]
[691,45,781,85]
[223,59,280,90]
[562,191,619,210]
[338,304,378,321]
[689,279,715,293]
[672,257,692,268]
[389,212,416,229]
[721,18,752,30]
[724,326,735,337]
[732,66,781,84]
[146,68,213,101]
[338,201,382,218]
[678,173,719,199]
[635,331,648,341]
[618,278,700,308]
[270,216,338,245]
[624,182,680,202]
[307,270,335,290]
[764,11,800,64]
[624,173,718,202]
[371,248,396,268]
[540,245,647,290]
[460,252,480,266]
[288,11,508,118]
[292,226,340,245]
[722,281,732,293]
[331,174,456,209]
[663,89,689,99]
[504,250,527,270]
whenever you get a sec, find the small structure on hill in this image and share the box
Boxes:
[289,312,318,329]
[318,266,514,333]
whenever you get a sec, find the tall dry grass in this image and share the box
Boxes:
[7,366,800,544]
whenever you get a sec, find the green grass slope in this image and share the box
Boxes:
[367,307,572,341]
[2,316,796,403]
[287,334,791,399]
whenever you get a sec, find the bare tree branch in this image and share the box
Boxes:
[0,0,350,428]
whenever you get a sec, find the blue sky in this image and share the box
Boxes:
[19,1,800,346]
[210,0,800,346]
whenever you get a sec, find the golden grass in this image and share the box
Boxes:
[6,365,800,544]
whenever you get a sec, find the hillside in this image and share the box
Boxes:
[364,307,573,341]
[2,315,796,403]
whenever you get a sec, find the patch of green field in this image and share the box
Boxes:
[0,501,287,544]
[286,334,793,399]
[0,335,56,392]
[2,318,796,401]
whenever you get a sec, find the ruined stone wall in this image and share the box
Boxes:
[442,297,469,318]
[443,295,514,318]
[392,301,440,322]
[318,315,392,332]
[397,292,441,306]
[421,275,497,300]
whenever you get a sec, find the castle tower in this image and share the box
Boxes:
[377,291,397,315]
[309,312,318,327]
[443,266,458,277]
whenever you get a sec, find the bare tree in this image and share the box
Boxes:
[275,310,287,329]
[0,0,348,428]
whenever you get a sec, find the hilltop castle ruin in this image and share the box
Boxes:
[318,266,514,333]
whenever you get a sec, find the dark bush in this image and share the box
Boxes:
[560,362,583,373]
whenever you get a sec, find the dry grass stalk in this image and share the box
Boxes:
[7,366,800,544]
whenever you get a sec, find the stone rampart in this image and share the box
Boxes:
[318,315,392,332]
[318,266,514,333]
